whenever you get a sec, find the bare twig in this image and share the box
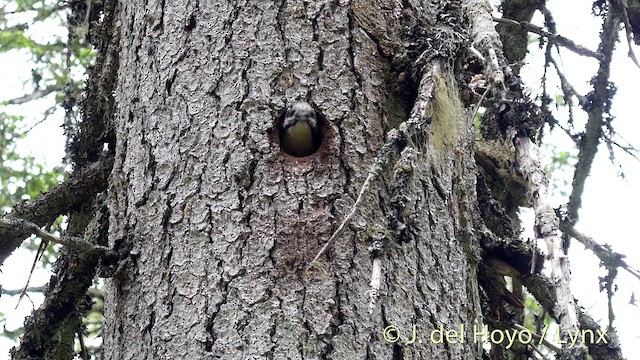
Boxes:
[306,63,439,271]
[16,239,48,308]
[559,221,640,281]
[0,218,110,254]
[23,104,59,134]
[618,0,640,69]
[306,129,402,271]
[549,58,579,131]
[2,85,61,105]
[550,56,587,107]
[602,133,640,162]
[493,17,604,61]
[2,286,45,296]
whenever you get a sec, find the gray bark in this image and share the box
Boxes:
[103,0,480,358]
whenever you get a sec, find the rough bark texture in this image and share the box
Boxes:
[104,0,480,359]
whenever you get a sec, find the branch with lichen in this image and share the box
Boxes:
[367,147,417,313]
[565,9,620,247]
[463,1,594,356]
[521,273,625,360]
[0,218,110,254]
[11,193,110,359]
[463,0,507,86]
[0,154,113,266]
[512,133,586,358]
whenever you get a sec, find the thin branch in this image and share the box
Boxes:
[306,129,403,271]
[2,85,60,105]
[15,239,48,308]
[565,9,620,247]
[554,123,580,146]
[0,218,110,253]
[2,286,45,296]
[492,17,604,61]
[559,221,640,281]
[550,56,587,107]
[306,63,440,271]
[602,133,640,162]
[0,154,114,266]
[24,104,60,134]
[1,215,111,311]
[11,245,104,358]
[618,0,640,69]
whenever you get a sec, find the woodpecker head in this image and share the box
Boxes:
[280,102,320,157]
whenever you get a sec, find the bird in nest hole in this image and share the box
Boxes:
[280,101,321,157]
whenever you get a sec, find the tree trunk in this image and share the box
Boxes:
[104,0,483,358]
